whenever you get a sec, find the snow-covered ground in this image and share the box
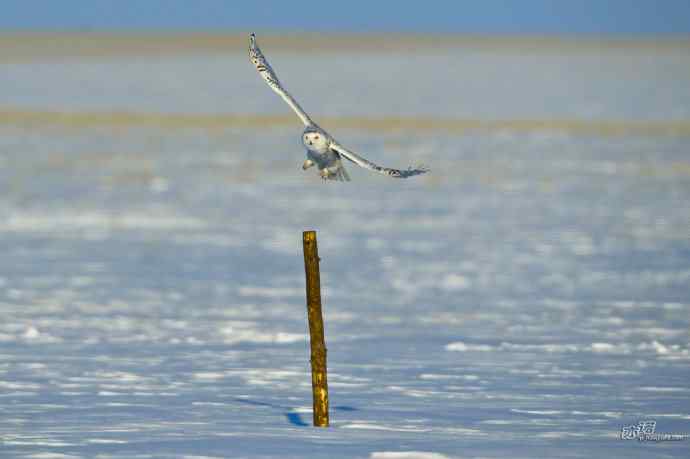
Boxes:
[1,36,689,458]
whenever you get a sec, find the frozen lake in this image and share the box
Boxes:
[1,35,689,458]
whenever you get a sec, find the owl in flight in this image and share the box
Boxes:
[249,33,428,181]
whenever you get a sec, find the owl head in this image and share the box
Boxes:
[303,127,329,151]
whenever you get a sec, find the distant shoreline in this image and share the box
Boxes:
[1,32,689,61]
[2,107,689,138]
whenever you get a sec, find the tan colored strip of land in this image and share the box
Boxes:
[1,33,689,61]
[1,108,689,137]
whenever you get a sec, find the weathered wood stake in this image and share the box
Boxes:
[302,230,329,427]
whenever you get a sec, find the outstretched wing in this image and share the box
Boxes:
[249,33,313,127]
[330,141,428,179]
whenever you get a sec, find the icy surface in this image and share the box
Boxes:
[1,39,689,458]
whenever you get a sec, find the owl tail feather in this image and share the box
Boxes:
[336,164,351,181]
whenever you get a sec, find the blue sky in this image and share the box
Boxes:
[1,0,689,35]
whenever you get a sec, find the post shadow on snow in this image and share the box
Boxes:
[232,397,357,427]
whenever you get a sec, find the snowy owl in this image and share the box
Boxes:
[249,33,428,181]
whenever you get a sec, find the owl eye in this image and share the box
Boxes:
[314,135,319,139]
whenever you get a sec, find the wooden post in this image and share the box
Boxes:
[302,230,329,427]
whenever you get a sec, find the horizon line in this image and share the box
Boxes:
[1,32,688,62]
[2,108,689,138]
